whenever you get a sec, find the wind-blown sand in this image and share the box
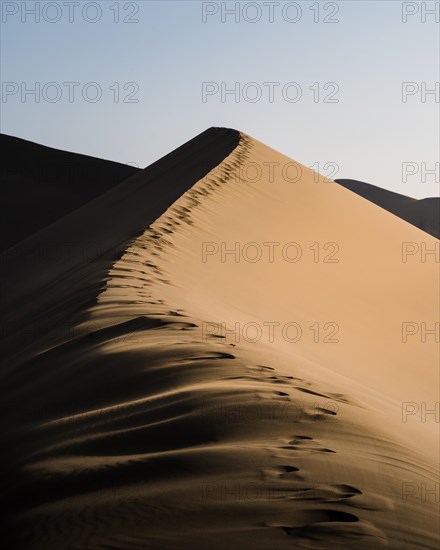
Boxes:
[1,129,439,549]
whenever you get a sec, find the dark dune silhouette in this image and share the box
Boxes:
[0,134,141,251]
[335,179,439,239]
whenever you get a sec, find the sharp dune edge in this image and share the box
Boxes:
[1,129,439,549]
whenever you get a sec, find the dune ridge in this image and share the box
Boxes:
[1,130,439,549]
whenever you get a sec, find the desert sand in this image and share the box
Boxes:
[335,178,440,239]
[1,128,439,549]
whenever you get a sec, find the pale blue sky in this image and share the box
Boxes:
[1,0,439,197]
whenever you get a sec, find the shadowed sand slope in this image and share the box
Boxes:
[335,178,440,239]
[0,134,141,251]
[1,130,439,549]
[0,127,240,368]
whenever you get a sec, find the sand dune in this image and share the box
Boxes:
[2,133,437,252]
[1,129,439,549]
[0,134,140,252]
[335,178,440,239]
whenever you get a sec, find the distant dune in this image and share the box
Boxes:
[0,134,140,251]
[1,129,438,549]
[335,178,440,239]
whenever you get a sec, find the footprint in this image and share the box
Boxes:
[304,406,338,422]
[279,509,362,539]
[296,387,354,405]
[257,390,290,402]
[265,509,360,531]
[299,484,362,503]
[268,509,387,546]
[262,464,303,482]
[280,435,336,454]
[181,351,235,362]
[279,465,300,474]
[296,387,332,399]
[267,375,295,385]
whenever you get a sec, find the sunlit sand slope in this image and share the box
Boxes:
[336,178,440,239]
